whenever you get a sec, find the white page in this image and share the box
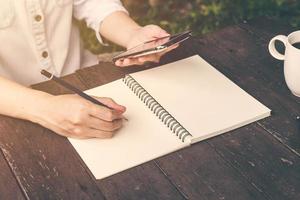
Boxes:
[131,55,271,143]
[68,80,189,180]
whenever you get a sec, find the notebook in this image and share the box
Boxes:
[68,55,271,179]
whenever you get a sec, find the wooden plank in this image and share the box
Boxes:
[239,17,296,41]
[98,163,185,200]
[157,122,300,200]
[0,75,105,199]
[75,62,125,88]
[31,73,88,94]
[0,151,25,200]
[75,61,168,88]
[156,129,269,200]
[209,124,300,200]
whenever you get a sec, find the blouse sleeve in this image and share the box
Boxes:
[73,0,129,44]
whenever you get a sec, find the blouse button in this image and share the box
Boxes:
[35,15,42,22]
[42,51,48,58]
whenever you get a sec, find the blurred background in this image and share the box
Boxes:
[77,0,300,55]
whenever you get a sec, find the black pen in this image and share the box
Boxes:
[40,69,128,120]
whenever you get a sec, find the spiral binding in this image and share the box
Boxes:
[123,75,192,142]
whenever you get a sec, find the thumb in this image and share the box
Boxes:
[157,28,170,38]
[95,97,126,113]
[148,25,170,38]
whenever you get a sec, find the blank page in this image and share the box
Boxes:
[130,55,271,143]
[68,80,189,179]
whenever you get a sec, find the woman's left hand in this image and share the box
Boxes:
[115,25,177,67]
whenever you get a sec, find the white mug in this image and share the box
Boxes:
[269,31,300,97]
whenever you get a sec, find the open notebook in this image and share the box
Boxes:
[69,55,271,179]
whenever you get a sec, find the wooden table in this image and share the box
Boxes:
[0,17,299,200]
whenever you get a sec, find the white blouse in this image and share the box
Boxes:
[0,0,127,85]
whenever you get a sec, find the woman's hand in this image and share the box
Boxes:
[115,25,177,67]
[99,12,177,66]
[33,94,126,139]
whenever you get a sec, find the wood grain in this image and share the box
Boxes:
[0,150,25,200]
[209,124,300,200]
[156,134,269,200]
[98,163,186,200]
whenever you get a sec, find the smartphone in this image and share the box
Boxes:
[112,30,192,63]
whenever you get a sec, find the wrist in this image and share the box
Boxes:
[22,90,53,124]
[124,26,142,49]
[99,11,141,48]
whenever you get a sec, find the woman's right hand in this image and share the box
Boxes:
[32,94,126,139]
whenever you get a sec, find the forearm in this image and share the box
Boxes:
[0,76,52,123]
[99,11,141,48]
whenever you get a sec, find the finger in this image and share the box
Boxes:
[60,120,113,139]
[42,120,92,139]
[94,97,126,113]
[115,46,176,68]
[79,127,114,139]
[65,132,92,139]
[147,25,170,38]
[88,104,123,121]
[120,58,143,66]
[138,54,160,63]
[115,58,141,67]
[157,29,170,37]
[120,55,159,66]
[124,58,140,66]
[115,60,125,67]
[164,44,179,53]
[115,59,123,66]
[87,116,123,131]
[116,58,130,67]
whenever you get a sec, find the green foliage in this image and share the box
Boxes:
[79,0,300,54]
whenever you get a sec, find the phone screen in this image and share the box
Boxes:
[112,30,192,62]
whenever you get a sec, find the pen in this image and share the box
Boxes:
[40,69,128,120]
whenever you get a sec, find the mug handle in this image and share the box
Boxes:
[268,35,287,60]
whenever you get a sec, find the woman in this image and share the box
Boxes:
[0,0,170,139]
